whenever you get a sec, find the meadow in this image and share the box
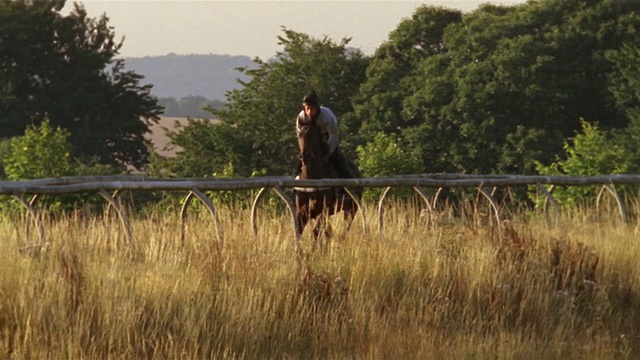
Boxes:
[1,197,639,359]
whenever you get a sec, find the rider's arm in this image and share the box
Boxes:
[295,110,306,137]
[319,107,339,154]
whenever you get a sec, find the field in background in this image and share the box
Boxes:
[1,201,639,359]
[146,116,219,157]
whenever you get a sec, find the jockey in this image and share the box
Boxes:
[296,90,352,178]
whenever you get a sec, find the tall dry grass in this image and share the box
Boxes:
[1,199,639,359]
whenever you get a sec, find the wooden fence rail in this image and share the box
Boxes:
[1,174,638,251]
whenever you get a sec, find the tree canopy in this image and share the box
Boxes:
[4,0,640,181]
[0,0,162,171]
[359,0,640,175]
[138,0,640,181]
[165,28,368,177]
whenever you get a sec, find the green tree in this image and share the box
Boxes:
[357,132,425,177]
[1,119,118,214]
[3,119,72,180]
[361,0,640,175]
[167,28,368,177]
[356,132,425,200]
[1,119,73,214]
[0,139,10,179]
[347,5,462,156]
[0,0,162,171]
[534,119,636,206]
[607,40,640,160]
[164,118,249,177]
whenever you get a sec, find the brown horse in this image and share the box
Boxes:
[294,122,362,248]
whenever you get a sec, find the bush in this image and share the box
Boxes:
[356,132,425,201]
[532,119,639,207]
[1,120,121,216]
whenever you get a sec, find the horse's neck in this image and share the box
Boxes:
[300,162,335,180]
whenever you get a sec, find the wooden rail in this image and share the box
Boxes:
[2,174,637,251]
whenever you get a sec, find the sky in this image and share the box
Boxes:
[62,0,528,60]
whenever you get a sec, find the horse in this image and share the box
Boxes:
[293,122,362,248]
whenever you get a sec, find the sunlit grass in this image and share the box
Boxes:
[1,198,639,359]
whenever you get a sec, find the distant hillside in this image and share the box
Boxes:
[123,53,255,100]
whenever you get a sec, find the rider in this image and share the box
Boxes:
[296,90,352,178]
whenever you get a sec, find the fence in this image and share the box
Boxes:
[2,174,639,250]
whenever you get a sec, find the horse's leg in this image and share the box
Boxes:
[345,197,359,230]
[297,211,309,238]
[336,197,357,240]
[296,195,311,239]
[312,215,334,253]
[324,223,334,238]
[312,215,324,251]
[321,192,338,249]
[344,211,355,232]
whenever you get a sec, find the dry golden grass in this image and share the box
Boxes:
[1,200,639,359]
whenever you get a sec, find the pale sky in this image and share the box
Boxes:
[63,0,528,60]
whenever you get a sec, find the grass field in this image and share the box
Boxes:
[1,199,639,359]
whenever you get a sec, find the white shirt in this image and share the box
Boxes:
[296,106,340,154]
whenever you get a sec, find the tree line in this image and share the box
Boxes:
[158,97,225,118]
[2,0,640,206]
[165,0,640,181]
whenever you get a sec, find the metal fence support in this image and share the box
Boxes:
[536,183,560,227]
[183,188,224,245]
[3,174,640,257]
[12,193,46,246]
[477,186,502,236]
[98,189,134,249]
[597,183,627,223]
[251,186,299,247]
[342,187,367,236]
[180,191,196,245]
[377,186,434,239]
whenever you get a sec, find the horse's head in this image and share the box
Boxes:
[297,123,329,179]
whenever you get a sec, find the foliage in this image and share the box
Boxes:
[0,138,11,179]
[357,0,640,175]
[347,5,462,156]
[167,28,368,177]
[206,162,268,209]
[533,119,637,207]
[5,0,640,181]
[144,151,273,216]
[1,120,120,215]
[607,40,640,161]
[0,0,163,171]
[356,132,425,201]
[164,118,249,177]
[3,119,73,180]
